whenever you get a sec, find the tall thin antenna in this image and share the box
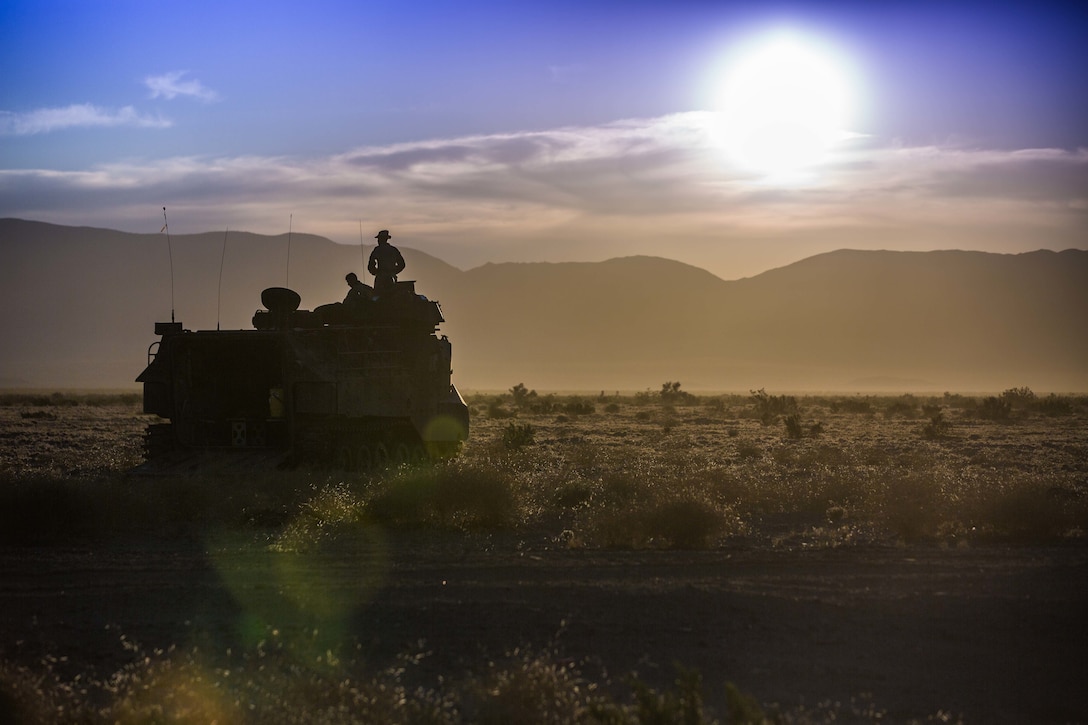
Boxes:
[217,227,229,331]
[161,207,175,323]
[359,219,366,269]
[286,214,293,288]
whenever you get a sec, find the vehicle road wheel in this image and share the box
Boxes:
[410,443,428,465]
[335,445,355,472]
[373,442,390,470]
[356,445,373,472]
[393,442,411,466]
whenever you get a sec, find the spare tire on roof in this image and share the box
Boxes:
[261,287,301,314]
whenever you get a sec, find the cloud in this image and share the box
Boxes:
[0,104,172,136]
[145,71,220,102]
[1,112,1085,277]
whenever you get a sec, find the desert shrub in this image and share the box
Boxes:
[659,381,698,405]
[643,499,724,548]
[749,388,797,425]
[921,411,952,439]
[501,422,536,451]
[529,395,559,414]
[604,402,621,414]
[0,391,141,408]
[552,481,594,509]
[978,396,1012,421]
[20,409,57,420]
[4,640,770,725]
[562,398,595,416]
[509,382,537,408]
[0,391,77,407]
[831,397,873,415]
[723,680,768,725]
[942,392,976,409]
[559,454,746,549]
[487,400,515,419]
[978,483,1087,541]
[366,462,518,530]
[1001,386,1036,408]
[460,649,589,724]
[883,397,917,418]
[0,659,90,724]
[783,414,804,440]
[600,666,717,725]
[433,462,519,529]
[704,396,726,414]
[364,469,439,526]
[1034,394,1073,416]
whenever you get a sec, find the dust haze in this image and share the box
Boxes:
[1,219,1085,392]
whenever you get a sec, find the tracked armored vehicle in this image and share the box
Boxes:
[136,281,469,470]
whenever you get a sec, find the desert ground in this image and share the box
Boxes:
[1,389,1086,723]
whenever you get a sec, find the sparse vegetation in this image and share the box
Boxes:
[0,638,915,725]
[921,410,952,439]
[978,395,1012,421]
[0,391,142,408]
[486,399,515,419]
[3,390,1084,547]
[1036,393,1074,416]
[501,421,536,451]
[509,382,538,408]
[783,414,804,439]
[659,381,698,405]
[1,389,1085,720]
[749,388,798,425]
[1001,386,1036,409]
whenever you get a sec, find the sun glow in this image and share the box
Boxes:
[712,32,856,180]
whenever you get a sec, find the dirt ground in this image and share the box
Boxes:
[1,400,1087,722]
[3,533,1087,722]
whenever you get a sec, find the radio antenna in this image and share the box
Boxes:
[286,214,293,288]
[161,207,175,323]
[359,219,366,269]
[217,227,229,331]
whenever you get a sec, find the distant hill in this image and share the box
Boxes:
[1,218,1085,392]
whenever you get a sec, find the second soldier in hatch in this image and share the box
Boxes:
[368,229,406,298]
[344,272,371,302]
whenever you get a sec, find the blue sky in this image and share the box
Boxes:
[2,0,1086,279]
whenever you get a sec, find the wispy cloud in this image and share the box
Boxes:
[0,104,172,136]
[145,71,220,102]
[2,112,1085,277]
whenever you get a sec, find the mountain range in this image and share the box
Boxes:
[2,218,1085,392]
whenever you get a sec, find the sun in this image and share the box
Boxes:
[713,32,855,179]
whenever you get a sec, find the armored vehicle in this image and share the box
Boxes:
[136,281,469,470]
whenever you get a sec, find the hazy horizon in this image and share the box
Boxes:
[2,220,1084,393]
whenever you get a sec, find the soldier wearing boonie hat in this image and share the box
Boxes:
[368,229,405,298]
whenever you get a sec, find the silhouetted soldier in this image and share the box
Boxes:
[368,229,405,298]
[344,272,371,304]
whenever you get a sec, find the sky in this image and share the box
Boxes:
[2,0,1086,280]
